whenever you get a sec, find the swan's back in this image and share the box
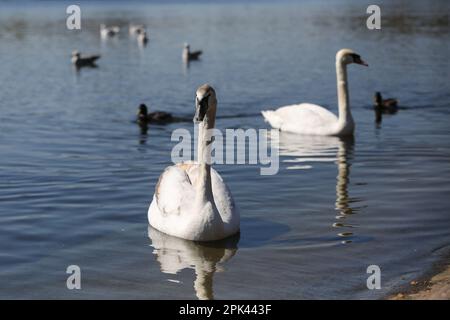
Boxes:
[149,162,239,240]
[262,103,339,135]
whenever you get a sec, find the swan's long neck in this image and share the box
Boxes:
[196,112,215,204]
[336,61,353,125]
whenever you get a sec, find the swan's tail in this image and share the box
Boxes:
[261,110,282,129]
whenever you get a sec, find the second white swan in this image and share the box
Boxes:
[262,49,368,136]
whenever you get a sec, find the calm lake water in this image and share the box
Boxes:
[0,0,449,299]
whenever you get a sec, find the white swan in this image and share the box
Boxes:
[148,84,240,241]
[262,49,368,136]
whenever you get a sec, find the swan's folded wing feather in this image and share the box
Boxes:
[261,110,283,129]
[272,103,338,134]
[210,169,238,225]
[278,103,337,125]
[155,165,195,216]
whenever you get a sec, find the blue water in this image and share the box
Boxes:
[0,0,449,299]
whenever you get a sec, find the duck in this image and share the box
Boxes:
[374,92,398,113]
[261,49,368,137]
[137,104,173,124]
[100,24,120,38]
[148,84,240,241]
[71,51,100,67]
[182,43,203,62]
[137,31,149,46]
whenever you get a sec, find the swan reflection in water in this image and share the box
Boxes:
[148,227,239,300]
[274,133,359,243]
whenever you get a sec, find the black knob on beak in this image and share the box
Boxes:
[194,96,209,123]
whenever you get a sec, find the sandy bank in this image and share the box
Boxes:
[390,264,450,300]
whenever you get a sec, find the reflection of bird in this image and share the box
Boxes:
[182,43,203,62]
[148,227,239,300]
[334,138,355,216]
[333,137,357,243]
[138,122,148,136]
[374,92,398,113]
[100,24,120,38]
[71,51,100,68]
[274,133,340,170]
[137,104,173,124]
[148,85,240,241]
[275,133,357,243]
[137,31,148,46]
[262,49,368,136]
[374,107,383,126]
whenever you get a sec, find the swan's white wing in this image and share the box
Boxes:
[211,169,239,227]
[155,164,195,216]
[149,162,239,240]
[148,227,193,274]
[262,103,339,135]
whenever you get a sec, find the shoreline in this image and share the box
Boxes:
[388,250,450,300]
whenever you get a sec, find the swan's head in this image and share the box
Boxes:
[72,50,80,58]
[138,103,148,117]
[184,43,190,49]
[194,84,217,123]
[336,49,368,66]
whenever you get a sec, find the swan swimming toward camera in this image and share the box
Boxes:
[136,104,173,124]
[148,84,240,241]
[262,49,368,136]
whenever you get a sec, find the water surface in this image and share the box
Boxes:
[0,0,449,299]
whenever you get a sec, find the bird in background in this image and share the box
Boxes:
[373,91,398,114]
[71,51,101,68]
[182,43,203,62]
[100,24,120,38]
[262,49,368,137]
[136,104,174,124]
[129,24,146,36]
